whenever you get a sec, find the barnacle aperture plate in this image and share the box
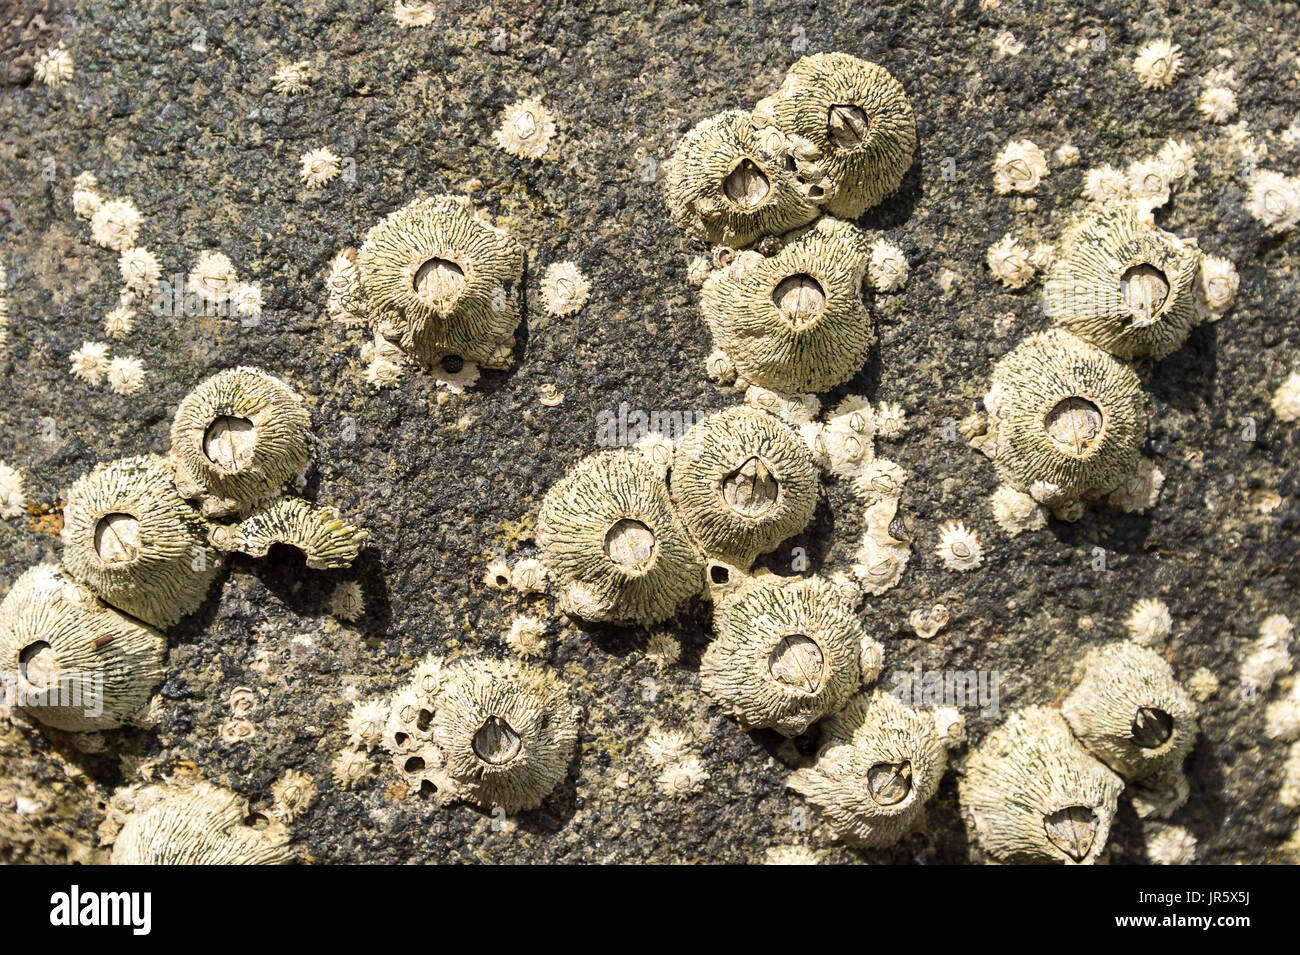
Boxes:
[112,782,294,864]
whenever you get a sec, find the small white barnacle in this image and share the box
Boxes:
[119,247,162,295]
[644,630,682,668]
[494,97,556,160]
[364,356,405,387]
[271,770,317,822]
[505,614,548,658]
[539,261,590,317]
[989,484,1047,537]
[1081,164,1130,203]
[347,698,390,749]
[332,749,375,790]
[764,845,821,865]
[628,431,672,478]
[909,604,950,639]
[69,341,111,385]
[686,255,712,287]
[992,31,1023,57]
[992,139,1049,195]
[744,386,820,426]
[90,199,143,252]
[484,558,513,591]
[1028,243,1056,272]
[823,394,875,477]
[1127,157,1172,206]
[868,239,909,292]
[658,756,711,799]
[932,706,966,749]
[934,521,982,572]
[35,45,74,87]
[1265,682,1300,742]
[1146,824,1198,865]
[106,356,145,395]
[1198,86,1237,123]
[0,463,25,519]
[874,401,906,440]
[430,355,480,393]
[298,147,341,189]
[986,234,1034,289]
[103,304,131,341]
[1249,170,1300,234]
[188,250,239,303]
[1126,598,1173,646]
[392,1,437,26]
[72,187,102,219]
[509,557,548,595]
[1241,614,1294,692]
[1133,40,1182,89]
[1272,372,1300,422]
[1054,143,1080,167]
[1194,255,1238,321]
[231,282,263,320]
[852,500,911,595]
[1157,139,1197,182]
[112,781,294,864]
[850,457,907,502]
[329,580,364,621]
[272,60,312,95]
[1107,457,1165,513]
[324,249,366,327]
[643,726,694,766]
[1187,667,1219,702]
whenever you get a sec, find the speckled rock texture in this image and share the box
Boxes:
[0,0,1296,864]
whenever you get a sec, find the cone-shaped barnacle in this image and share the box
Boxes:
[662,110,821,248]
[960,707,1124,865]
[701,217,873,394]
[356,195,524,369]
[701,573,879,737]
[218,496,366,569]
[61,455,223,629]
[976,330,1146,516]
[429,657,580,813]
[0,564,165,731]
[111,781,294,864]
[752,53,916,219]
[536,449,703,625]
[170,367,312,518]
[670,406,820,568]
[1043,202,1203,361]
[787,689,947,848]
[1061,642,1197,786]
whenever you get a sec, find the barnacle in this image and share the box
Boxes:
[70,341,110,385]
[509,557,548,594]
[0,564,166,731]
[35,45,74,87]
[852,499,910,595]
[752,53,916,219]
[701,573,878,737]
[112,782,294,864]
[1126,598,1172,646]
[960,707,1124,865]
[0,463,25,519]
[1248,170,1300,235]
[332,749,375,789]
[170,367,312,518]
[934,521,982,572]
[356,195,524,368]
[1106,457,1164,513]
[271,60,312,95]
[494,97,556,160]
[659,756,711,798]
[271,770,317,822]
[61,455,223,628]
[1198,86,1237,123]
[1133,40,1182,90]
[992,139,1049,195]
[298,147,341,188]
[1055,144,1080,167]
[744,386,821,426]
[104,301,134,339]
[788,689,947,848]
[989,484,1047,536]
[537,449,703,625]
[669,406,819,568]
[986,235,1034,289]
[873,401,906,440]
[867,239,908,292]
[1082,164,1130,204]
[661,110,820,247]
[106,356,145,395]
[324,250,365,327]
[1147,824,1197,864]
[1062,642,1198,784]
[329,580,364,621]
[505,614,547,657]
[643,726,694,765]
[189,250,238,302]
[1157,139,1197,182]
[850,458,906,502]
[699,217,873,393]
[119,247,161,295]
[1273,372,1300,422]
[1195,255,1238,321]
[539,261,590,317]
[219,496,366,569]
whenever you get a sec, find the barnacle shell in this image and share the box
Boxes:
[1043,202,1203,360]
[222,496,366,569]
[61,455,223,629]
[960,706,1124,865]
[702,573,878,737]
[753,53,916,219]
[670,406,819,568]
[788,689,947,848]
[0,564,165,731]
[170,367,312,518]
[356,195,524,368]
[536,449,703,625]
[1062,642,1198,784]
[112,782,294,864]
[700,217,873,393]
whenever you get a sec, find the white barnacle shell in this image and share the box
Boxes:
[1272,372,1300,422]
[867,239,909,292]
[271,770,317,822]
[332,749,375,790]
[188,250,238,303]
[986,234,1034,289]
[112,781,294,864]
[1133,40,1182,89]
[1157,139,1197,182]
[494,97,557,161]
[1126,598,1172,647]
[106,356,145,395]
[1081,164,1130,204]
[329,580,364,621]
[226,497,366,569]
[873,401,906,440]
[119,247,162,296]
[1249,170,1300,234]
[744,385,820,426]
[347,698,390,749]
[934,521,982,572]
[1194,254,1238,320]
[509,557,549,594]
[69,341,110,385]
[989,484,1047,536]
[505,614,548,658]
[539,261,590,317]
[992,139,1049,195]
[1198,86,1237,123]
[1106,457,1165,513]
[298,147,341,188]
[35,45,74,87]
[90,199,143,252]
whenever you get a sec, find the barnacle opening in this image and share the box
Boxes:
[440,354,465,374]
[413,256,466,302]
[603,518,657,571]
[1044,397,1104,458]
[1043,805,1100,862]
[93,512,141,563]
[1131,705,1174,749]
[721,456,781,517]
[202,415,256,472]
[722,157,771,208]
[472,715,523,765]
[827,104,871,147]
[866,760,912,806]
[767,633,825,694]
[771,274,826,330]
[709,563,733,585]
[403,756,426,774]
[18,641,57,688]
[1120,264,1170,327]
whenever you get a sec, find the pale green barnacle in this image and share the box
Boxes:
[430,657,580,813]
[357,195,524,369]
[536,449,703,625]
[978,329,1146,512]
[670,406,819,568]
[788,689,947,848]
[112,781,294,864]
[1061,642,1198,785]
[218,496,366,569]
[170,367,312,518]
[752,53,916,219]
[699,217,873,394]
[60,455,223,629]
[661,110,821,247]
[701,573,880,737]
[0,564,165,731]
[960,707,1124,865]
[1043,202,1203,361]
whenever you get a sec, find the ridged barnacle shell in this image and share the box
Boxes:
[356,194,524,368]
[662,110,821,248]
[788,689,947,848]
[700,217,873,393]
[61,455,223,629]
[670,406,820,568]
[536,449,703,625]
[220,496,366,569]
[1043,202,1203,361]
[701,573,880,737]
[980,329,1146,506]
[1061,642,1197,784]
[170,367,312,518]
[752,53,916,219]
[960,706,1124,865]
[111,781,294,865]
[429,657,580,813]
[0,564,165,731]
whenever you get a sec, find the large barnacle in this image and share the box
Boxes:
[112,781,295,864]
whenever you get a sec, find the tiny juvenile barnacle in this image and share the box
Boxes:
[61,454,223,629]
[356,194,525,368]
[219,496,367,569]
[0,564,166,731]
[661,110,821,248]
[112,781,295,865]
[669,406,820,568]
[537,449,703,625]
[1061,642,1198,785]
[959,706,1124,865]
[701,573,879,737]
[752,53,916,219]
[788,689,947,848]
[170,366,312,518]
[700,216,873,393]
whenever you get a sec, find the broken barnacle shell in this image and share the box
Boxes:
[217,496,367,569]
[111,781,295,864]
